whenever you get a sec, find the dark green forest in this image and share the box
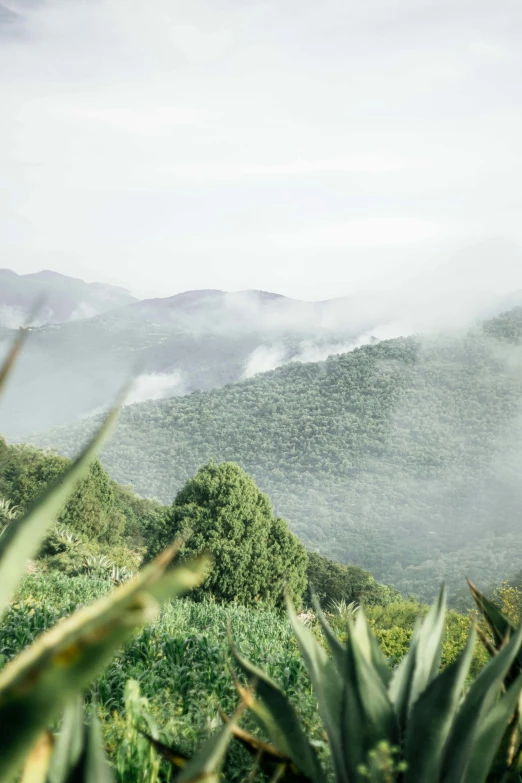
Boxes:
[29,307,522,599]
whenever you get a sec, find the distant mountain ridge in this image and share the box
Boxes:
[1,266,522,436]
[0,269,137,328]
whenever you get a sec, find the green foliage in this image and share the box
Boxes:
[3,575,321,782]
[0,342,212,782]
[20,697,115,783]
[0,441,124,544]
[0,437,170,559]
[34,310,522,599]
[305,551,398,609]
[493,581,522,625]
[147,461,308,608]
[223,585,522,782]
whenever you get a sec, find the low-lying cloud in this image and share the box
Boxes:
[126,371,185,405]
[242,332,392,380]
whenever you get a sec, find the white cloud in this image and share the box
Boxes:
[243,345,288,378]
[126,372,184,405]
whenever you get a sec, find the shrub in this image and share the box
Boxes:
[147,461,308,608]
[305,551,398,608]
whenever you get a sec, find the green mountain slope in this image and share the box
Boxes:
[3,277,522,437]
[26,308,522,598]
[0,287,365,436]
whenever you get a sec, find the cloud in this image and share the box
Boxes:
[69,302,100,321]
[243,345,288,379]
[126,372,184,405]
[242,333,392,380]
[0,305,26,329]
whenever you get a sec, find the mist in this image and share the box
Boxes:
[126,371,185,405]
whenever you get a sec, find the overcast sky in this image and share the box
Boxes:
[1,0,522,300]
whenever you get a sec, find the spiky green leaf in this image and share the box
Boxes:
[286,596,347,783]
[403,625,476,783]
[463,674,522,783]
[441,619,522,783]
[47,698,84,783]
[231,645,327,783]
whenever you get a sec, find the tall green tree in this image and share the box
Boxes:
[147,461,308,607]
[0,441,123,542]
[305,551,398,608]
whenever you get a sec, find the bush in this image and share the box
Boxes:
[147,461,308,607]
[305,551,398,609]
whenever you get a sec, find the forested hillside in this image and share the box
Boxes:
[3,277,522,437]
[31,307,522,599]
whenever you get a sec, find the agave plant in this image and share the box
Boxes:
[0,327,235,783]
[329,598,360,620]
[83,554,114,575]
[53,526,82,546]
[214,587,522,783]
[111,564,134,585]
[0,497,20,521]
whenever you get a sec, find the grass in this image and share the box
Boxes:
[1,572,322,780]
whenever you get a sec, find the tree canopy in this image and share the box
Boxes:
[147,461,308,607]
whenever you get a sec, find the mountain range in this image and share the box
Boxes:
[0,269,137,327]
[27,304,522,600]
[1,268,522,436]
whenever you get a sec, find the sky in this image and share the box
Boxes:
[1,0,522,300]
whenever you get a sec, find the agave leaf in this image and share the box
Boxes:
[82,709,114,783]
[222,718,310,783]
[388,613,422,729]
[0,327,28,400]
[441,619,522,783]
[409,586,446,710]
[286,597,347,783]
[352,608,392,687]
[462,674,522,783]
[0,550,208,782]
[0,396,124,617]
[176,711,238,783]
[20,732,54,783]
[340,615,398,779]
[219,713,289,761]
[468,579,515,644]
[230,644,326,783]
[311,596,346,672]
[388,587,446,727]
[139,731,189,769]
[47,697,85,783]
[403,625,476,783]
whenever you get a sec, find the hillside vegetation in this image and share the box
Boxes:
[30,307,522,599]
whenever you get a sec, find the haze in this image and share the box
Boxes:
[1,0,522,300]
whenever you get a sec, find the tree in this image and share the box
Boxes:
[0,441,123,543]
[59,459,123,543]
[146,461,308,607]
[305,551,398,609]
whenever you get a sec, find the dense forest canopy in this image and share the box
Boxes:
[146,461,308,607]
[29,307,522,599]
